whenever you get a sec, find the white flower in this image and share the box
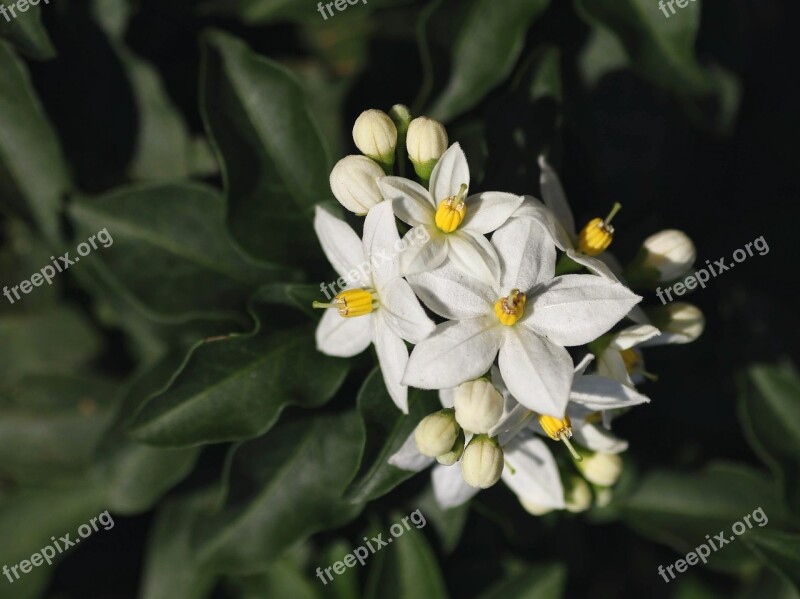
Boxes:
[596,324,662,387]
[403,216,642,417]
[460,435,504,488]
[312,202,435,412]
[639,229,696,281]
[452,379,504,434]
[352,109,397,164]
[379,143,523,285]
[329,155,385,215]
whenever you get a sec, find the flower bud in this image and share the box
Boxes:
[564,476,592,513]
[415,409,460,458]
[389,104,412,138]
[663,302,705,342]
[519,498,554,516]
[406,117,448,181]
[436,429,465,466]
[577,452,623,487]
[353,109,397,168]
[453,379,504,434]
[460,434,504,489]
[329,155,385,215]
[639,229,696,281]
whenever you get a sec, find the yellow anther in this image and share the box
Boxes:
[494,289,526,326]
[620,348,640,374]
[434,183,468,233]
[577,202,622,257]
[537,414,582,462]
[312,288,376,318]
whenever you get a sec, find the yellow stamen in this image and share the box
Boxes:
[537,414,582,462]
[434,183,468,233]
[577,202,621,257]
[312,288,376,318]
[494,289,526,326]
[620,348,640,374]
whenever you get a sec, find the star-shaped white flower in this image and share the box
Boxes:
[403,216,642,417]
[313,202,435,412]
[379,143,523,285]
[596,324,662,388]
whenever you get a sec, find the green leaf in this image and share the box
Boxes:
[140,492,219,599]
[0,374,116,484]
[199,30,331,264]
[234,554,323,599]
[344,368,440,503]
[477,563,566,599]
[0,2,55,60]
[0,221,62,312]
[195,412,364,572]
[319,540,360,599]
[196,0,405,25]
[742,530,800,593]
[619,462,789,573]
[429,0,551,121]
[363,512,449,599]
[415,486,470,554]
[68,181,287,322]
[128,326,349,447]
[0,308,101,385]
[739,364,800,517]
[0,41,70,241]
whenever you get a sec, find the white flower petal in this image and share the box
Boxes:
[430,143,470,203]
[626,305,652,325]
[574,353,595,376]
[378,278,436,344]
[447,231,501,287]
[490,404,534,446]
[316,310,373,357]
[526,274,641,347]
[407,261,495,320]
[439,388,455,408]
[567,249,620,281]
[498,327,573,416]
[403,317,502,390]
[374,316,410,413]
[515,195,573,251]
[493,216,556,293]
[460,192,524,234]
[596,348,634,387]
[502,435,565,509]
[363,201,401,287]
[432,463,479,508]
[610,324,661,350]
[571,420,628,454]
[388,431,435,472]
[314,205,369,286]
[399,230,448,276]
[380,176,435,226]
[570,375,650,411]
[538,155,576,239]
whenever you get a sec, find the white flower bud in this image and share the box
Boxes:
[406,117,448,181]
[578,452,623,487]
[595,487,613,508]
[436,429,465,466]
[453,379,504,434]
[415,409,460,458]
[329,155,385,215]
[519,498,554,516]
[389,104,411,137]
[664,302,705,342]
[640,229,696,281]
[460,435,504,489]
[564,476,592,513]
[352,109,397,165]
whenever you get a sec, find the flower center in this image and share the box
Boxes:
[494,289,526,326]
[312,288,377,318]
[620,348,640,374]
[537,414,582,462]
[578,202,622,257]
[434,183,468,233]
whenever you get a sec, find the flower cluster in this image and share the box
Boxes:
[314,107,704,514]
